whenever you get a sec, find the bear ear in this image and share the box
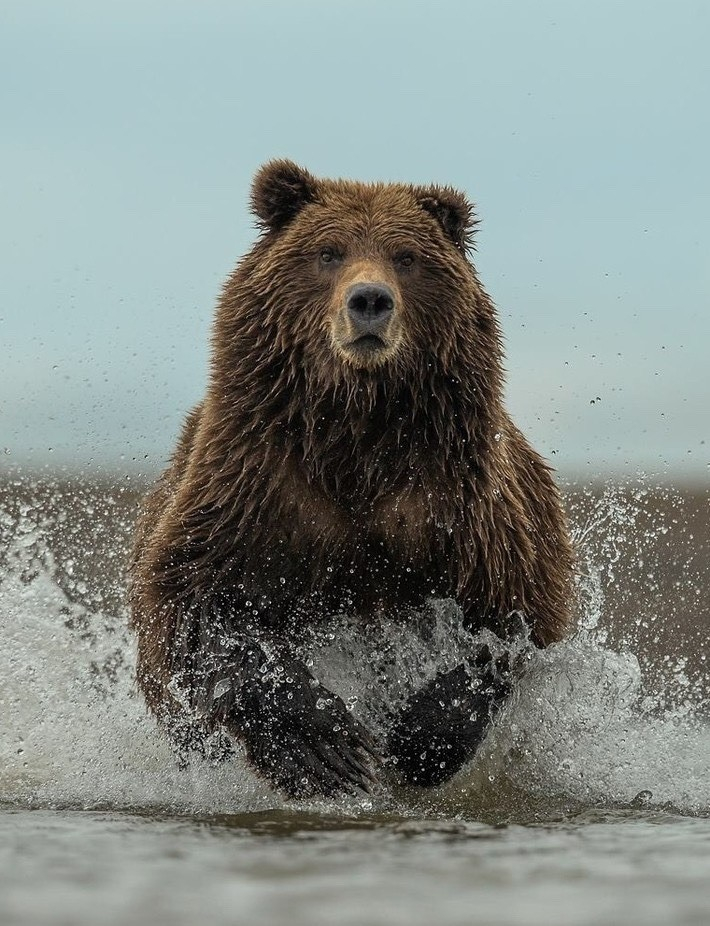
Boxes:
[250,159,319,231]
[415,185,477,254]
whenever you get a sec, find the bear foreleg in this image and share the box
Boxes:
[385,648,511,787]
[164,612,381,799]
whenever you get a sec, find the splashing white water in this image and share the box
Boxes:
[0,478,708,816]
[0,486,274,813]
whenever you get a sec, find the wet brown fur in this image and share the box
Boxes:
[130,160,574,751]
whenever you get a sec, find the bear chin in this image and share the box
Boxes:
[337,335,399,369]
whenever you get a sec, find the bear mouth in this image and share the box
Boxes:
[349,334,387,353]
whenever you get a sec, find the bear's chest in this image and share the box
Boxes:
[278,467,453,612]
[325,486,450,613]
[367,487,438,559]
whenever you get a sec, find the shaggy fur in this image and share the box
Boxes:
[130,160,574,797]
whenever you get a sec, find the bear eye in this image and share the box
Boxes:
[395,252,415,269]
[319,247,340,264]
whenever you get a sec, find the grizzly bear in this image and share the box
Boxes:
[130,160,574,798]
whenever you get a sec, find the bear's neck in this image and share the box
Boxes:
[303,374,498,499]
[213,351,503,501]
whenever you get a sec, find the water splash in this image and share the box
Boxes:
[0,477,274,813]
[0,475,708,817]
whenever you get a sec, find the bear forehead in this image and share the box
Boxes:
[306,182,437,238]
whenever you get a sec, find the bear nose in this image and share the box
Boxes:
[346,283,395,334]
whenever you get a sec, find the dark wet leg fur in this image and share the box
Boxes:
[168,631,380,799]
[165,718,236,769]
[386,649,512,787]
[231,654,380,799]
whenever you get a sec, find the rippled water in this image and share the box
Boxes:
[1,476,709,925]
[4,808,710,926]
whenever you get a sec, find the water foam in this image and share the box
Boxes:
[0,477,708,816]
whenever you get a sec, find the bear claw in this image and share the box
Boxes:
[233,655,381,799]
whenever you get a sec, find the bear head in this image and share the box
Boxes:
[236,160,496,383]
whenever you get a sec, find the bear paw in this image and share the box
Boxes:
[387,662,508,787]
[236,657,380,799]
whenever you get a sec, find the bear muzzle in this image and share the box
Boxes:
[329,262,403,367]
[346,282,395,348]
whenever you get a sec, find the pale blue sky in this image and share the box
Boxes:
[2,0,708,481]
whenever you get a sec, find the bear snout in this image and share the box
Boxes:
[346,282,395,339]
[329,265,403,367]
